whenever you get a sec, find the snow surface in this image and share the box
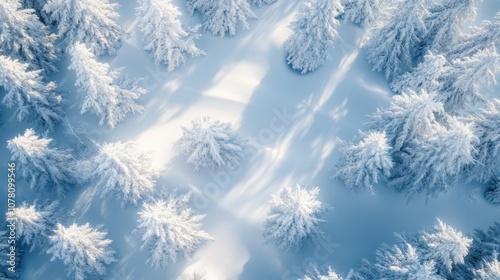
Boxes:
[0,0,499,279]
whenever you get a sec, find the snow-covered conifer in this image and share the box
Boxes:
[467,222,500,270]
[476,254,500,279]
[46,223,116,280]
[485,178,500,205]
[10,201,59,251]
[365,0,428,79]
[0,230,22,279]
[263,185,325,250]
[249,0,275,8]
[68,43,146,128]
[424,0,478,54]
[0,0,57,72]
[7,129,73,196]
[0,55,62,129]
[335,131,393,194]
[390,118,478,200]
[136,0,204,72]
[20,0,51,24]
[300,265,343,280]
[175,116,247,171]
[369,89,445,152]
[136,193,212,269]
[44,0,123,56]
[343,0,382,28]
[420,219,472,274]
[186,0,256,37]
[284,0,343,74]
[92,141,161,207]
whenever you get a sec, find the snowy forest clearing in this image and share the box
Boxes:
[0,0,499,279]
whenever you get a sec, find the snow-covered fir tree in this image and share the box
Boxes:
[374,237,444,280]
[390,118,478,200]
[68,43,146,128]
[284,0,343,74]
[464,222,500,274]
[343,0,382,28]
[485,177,500,205]
[0,230,22,280]
[0,0,57,73]
[91,141,161,207]
[420,219,472,275]
[440,47,500,113]
[475,254,500,279]
[466,99,500,183]
[249,0,275,8]
[186,0,256,37]
[335,131,393,194]
[423,0,478,54]
[10,201,60,251]
[44,0,123,56]
[300,265,343,280]
[136,0,204,72]
[0,55,63,130]
[365,0,428,79]
[175,116,247,171]
[263,185,325,250]
[20,0,51,24]
[369,89,445,152]
[46,223,116,280]
[390,52,449,94]
[7,129,73,196]
[136,193,212,269]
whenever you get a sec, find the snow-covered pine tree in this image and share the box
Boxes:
[440,47,500,113]
[0,0,57,73]
[365,0,428,79]
[7,129,74,196]
[44,0,123,56]
[0,230,22,280]
[186,0,256,37]
[475,254,500,279]
[335,131,393,194]
[92,141,161,207]
[175,116,247,171]
[390,52,449,94]
[68,43,146,128]
[423,0,478,54]
[263,185,325,250]
[374,236,444,279]
[20,0,51,24]
[420,219,472,275]
[390,118,478,200]
[447,12,499,60]
[46,223,116,280]
[11,201,60,251]
[284,0,343,74]
[466,99,500,183]
[368,89,445,152]
[136,0,204,72]
[249,0,275,8]
[343,0,382,28]
[485,177,500,205]
[465,222,500,272]
[136,193,212,269]
[300,265,343,280]
[0,55,63,130]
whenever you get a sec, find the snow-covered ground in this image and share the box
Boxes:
[1,0,499,279]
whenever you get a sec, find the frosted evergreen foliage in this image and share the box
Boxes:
[44,0,123,56]
[485,178,500,204]
[466,99,500,183]
[20,0,51,24]
[136,0,204,72]
[369,90,444,152]
[68,43,146,128]
[92,141,161,207]
[47,223,116,280]
[390,52,449,94]
[263,185,325,250]
[476,254,500,279]
[300,265,343,280]
[186,0,256,37]
[343,0,382,28]
[7,129,73,196]
[10,201,59,251]
[424,0,478,53]
[335,131,393,194]
[176,116,247,171]
[0,55,63,130]
[390,118,478,200]
[365,0,428,79]
[284,0,343,74]
[0,0,57,73]
[249,0,276,8]
[136,194,212,269]
[421,219,472,274]
[0,230,22,280]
